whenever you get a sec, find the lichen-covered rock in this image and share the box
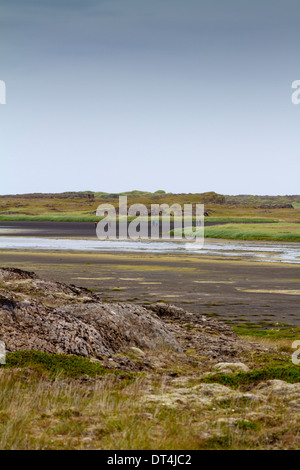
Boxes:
[0,268,180,358]
[212,362,250,375]
[254,380,300,406]
[0,267,265,364]
[142,382,265,409]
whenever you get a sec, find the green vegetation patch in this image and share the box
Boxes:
[0,211,97,222]
[204,223,300,242]
[202,365,300,388]
[3,351,135,380]
[234,326,300,340]
[206,217,279,223]
[172,222,300,241]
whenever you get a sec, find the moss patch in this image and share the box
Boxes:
[3,351,135,380]
[202,365,300,389]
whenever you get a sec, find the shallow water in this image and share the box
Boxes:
[0,236,299,264]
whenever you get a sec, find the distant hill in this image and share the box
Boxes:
[0,191,299,223]
[1,191,300,207]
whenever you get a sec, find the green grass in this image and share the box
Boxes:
[202,365,300,388]
[235,420,260,431]
[0,212,280,223]
[233,326,300,340]
[1,347,300,449]
[205,223,300,241]
[0,212,98,222]
[3,351,135,380]
[206,217,279,223]
[175,222,300,242]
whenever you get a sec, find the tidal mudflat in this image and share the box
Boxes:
[0,249,299,328]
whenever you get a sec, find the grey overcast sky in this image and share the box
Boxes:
[0,0,299,195]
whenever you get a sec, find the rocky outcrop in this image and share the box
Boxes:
[145,302,261,360]
[0,268,179,358]
[0,268,264,365]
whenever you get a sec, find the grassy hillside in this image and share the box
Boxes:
[0,191,299,240]
[1,329,300,450]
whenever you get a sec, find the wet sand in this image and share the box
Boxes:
[0,221,98,238]
[0,249,299,328]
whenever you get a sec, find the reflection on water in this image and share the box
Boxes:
[0,236,299,264]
